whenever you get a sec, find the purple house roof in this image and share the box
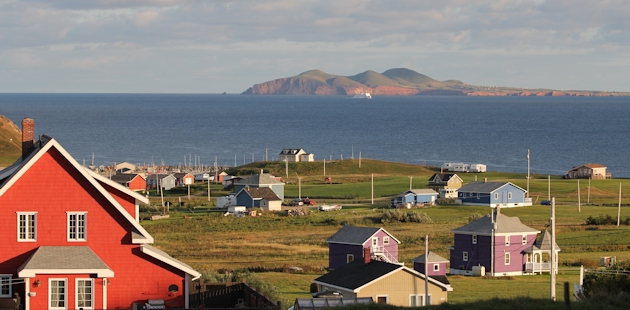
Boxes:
[326,226,401,245]
[451,212,540,236]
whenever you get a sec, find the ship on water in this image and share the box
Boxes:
[353,92,372,99]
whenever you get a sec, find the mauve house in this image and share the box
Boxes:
[326,226,400,270]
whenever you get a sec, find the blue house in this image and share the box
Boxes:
[327,226,400,270]
[390,189,438,207]
[234,172,285,201]
[457,181,532,207]
[235,187,282,211]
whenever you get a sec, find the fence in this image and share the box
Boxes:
[189,282,280,310]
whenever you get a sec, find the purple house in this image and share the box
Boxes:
[327,226,400,270]
[450,209,548,276]
[412,252,450,286]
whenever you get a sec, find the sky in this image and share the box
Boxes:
[0,0,628,93]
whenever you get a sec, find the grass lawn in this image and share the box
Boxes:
[140,161,630,307]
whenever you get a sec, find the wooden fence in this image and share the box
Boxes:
[189,282,281,310]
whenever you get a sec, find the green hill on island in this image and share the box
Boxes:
[0,115,22,165]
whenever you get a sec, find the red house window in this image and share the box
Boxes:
[68,212,87,241]
[17,212,37,241]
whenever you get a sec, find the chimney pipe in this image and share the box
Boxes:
[484,178,487,183]
[363,247,371,265]
[21,118,35,158]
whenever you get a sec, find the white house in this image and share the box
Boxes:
[279,148,314,162]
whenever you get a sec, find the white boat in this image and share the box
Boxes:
[353,93,372,99]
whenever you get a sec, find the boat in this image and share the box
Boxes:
[353,93,372,99]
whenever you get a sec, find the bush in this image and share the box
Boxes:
[585,214,630,225]
[375,210,433,224]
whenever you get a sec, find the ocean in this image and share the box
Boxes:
[1,93,629,177]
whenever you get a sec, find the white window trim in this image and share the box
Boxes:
[347,254,354,263]
[508,192,513,199]
[409,294,431,306]
[376,295,388,304]
[75,278,94,310]
[505,252,510,265]
[67,212,88,242]
[433,263,439,272]
[372,237,378,246]
[49,278,67,310]
[494,193,499,200]
[505,235,510,246]
[472,235,477,244]
[0,275,12,298]
[522,235,527,245]
[17,212,37,242]
[463,251,468,261]
[383,236,390,245]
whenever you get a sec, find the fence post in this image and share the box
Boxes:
[564,282,571,310]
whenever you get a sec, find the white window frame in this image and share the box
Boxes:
[76,278,94,309]
[376,295,388,304]
[49,278,67,310]
[522,235,527,245]
[433,263,439,272]
[508,192,513,199]
[472,235,477,244]
[347,254,354,263]
[0,275,12,298]
[409,294,429,307]
[17,212,37,242]
[463,251,468,261]
[383,236,390,245]
[527,253,532,263]
[505,252,510,265]
[505,235,510,246]
[67,212,87,241]
[494,193,499,200]
[372,237,378,246]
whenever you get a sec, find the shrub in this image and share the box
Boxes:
[375,210,433,224]
[585,214,630,225]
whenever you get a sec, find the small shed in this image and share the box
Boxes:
[412,252,449,277]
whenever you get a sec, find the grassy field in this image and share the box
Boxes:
[139,160,630,306]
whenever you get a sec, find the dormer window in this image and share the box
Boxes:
[472,235,477,244]
[68,212,87,241]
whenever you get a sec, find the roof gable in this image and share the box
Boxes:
[236,173,284,185]
[313,260,451,292]
[237,187,281,201]
[452,213,540,235]
[326,226,401,245]
[0,137,153,244]
[459,181,526,194]
[411,251,449,264]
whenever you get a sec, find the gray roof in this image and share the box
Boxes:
[326,226,400,245]
[411,251,449,264]
[452,213,540,235]
[236,173,284,185]
[294,298,373,309]
[532,230,561,252]
[110,173,142,183]
[241,187,281,201]
[19,246,112,271]
[458,181,525,193]
[408,189,438,195]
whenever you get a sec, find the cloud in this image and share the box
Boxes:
[0,0,628,92]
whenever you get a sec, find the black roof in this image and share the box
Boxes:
[313,260,402,290]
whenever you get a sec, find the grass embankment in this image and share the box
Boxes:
[143,159,630,306]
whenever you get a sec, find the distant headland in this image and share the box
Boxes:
[243,68,628,96]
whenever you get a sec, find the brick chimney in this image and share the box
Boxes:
[363,247,371,265]
[21,118,35,158]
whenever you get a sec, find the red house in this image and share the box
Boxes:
[109,173,147,192]
[0,118,201,310]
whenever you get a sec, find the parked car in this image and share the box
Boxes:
[540,200,551,206]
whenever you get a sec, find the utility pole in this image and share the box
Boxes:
[409,176,413,190]
[551,197,556,301]
[548,175,551,200]
[491,209,495,276]
[352,144,354,159]
[527,149,530,198]
[266,148,268,161]
[285,159,289,178]
[323,159,326,176]
[234,154,237,167]
[618,183,622,227]
[578,179,581,212]
[207,173,211,202]
[371,174,374,205]
[359,152,361,168]
[588,177,591,203]
[425,235,429,306]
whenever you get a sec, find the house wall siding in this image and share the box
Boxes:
[450,234,492,272]
[413,262,447,276]
[328,244,363,270]
[356,269,448,306]
[0,149,188,309]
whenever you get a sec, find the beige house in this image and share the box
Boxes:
[279,148,314,162]
[564,163,610,179]
[313,253,452,307]
[428,173,463,192]
[115,161,137,174]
